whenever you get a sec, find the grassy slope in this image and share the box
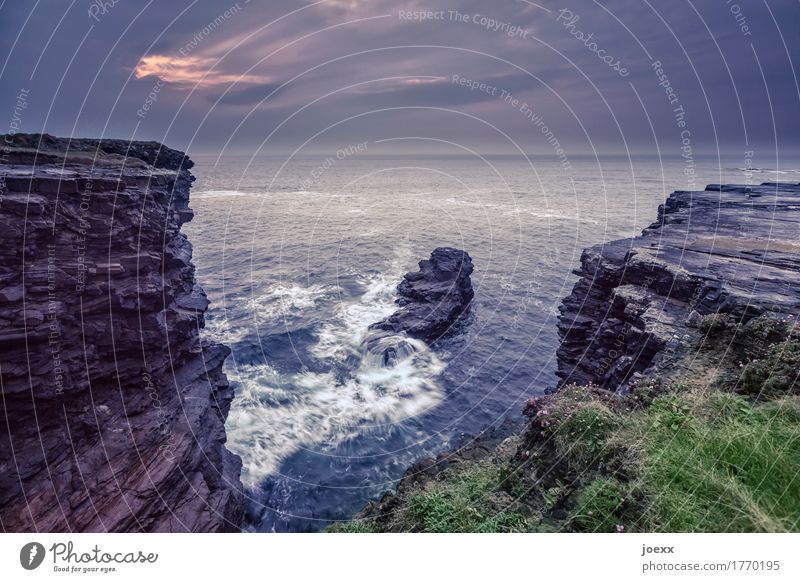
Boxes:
[330,314,800,533]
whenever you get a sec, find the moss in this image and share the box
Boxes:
[739,340,800,398]
[698,313,737,336]
[499,465,529,500]
[737,315,799,354]
[626,378,695,408]
[541,479,569,510]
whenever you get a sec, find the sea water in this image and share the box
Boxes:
[184,153,796,531]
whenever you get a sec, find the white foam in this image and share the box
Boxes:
[201,315,250,345]
[246,283,339,323]
[193,189,334,200]
[733,168,800,174]
[311,269,399,362]
[286,190,328,196]
[226,338,444,486]
[225,244,447,487]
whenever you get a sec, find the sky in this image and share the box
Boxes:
[1,0,798,157]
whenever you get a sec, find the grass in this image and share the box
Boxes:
[404,466,529,533]
[698,313,738,335]
[335,387,800,533]
[597,391,800,532]
[574,477,632,532]
[697,313,800,399]
[330,315,800,533]
[554,400,619,468]
[326,520,377,533]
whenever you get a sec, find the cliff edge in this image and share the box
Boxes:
[0,134,243,532]
[338,181,800,533]
[557,181,800,391]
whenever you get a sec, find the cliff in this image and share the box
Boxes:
[557,181,800,390]
[338,181,800,533]
[0,134,243,532]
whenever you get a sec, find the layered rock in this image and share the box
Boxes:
[369,247,474,344]
[0,134,243,532]
[342,181,800,533]
[557,181,800,391]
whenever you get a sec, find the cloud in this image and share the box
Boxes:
[336,73,544,110]
[318,0,365,8]
[134,54,270,87]
[212,83,284,105]
[2,0,797,152]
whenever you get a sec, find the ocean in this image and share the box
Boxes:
[183,153,796,531]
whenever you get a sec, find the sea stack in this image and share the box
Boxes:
[370,247,474,344]
[0,134,244,532]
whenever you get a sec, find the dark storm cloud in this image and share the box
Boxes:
[0,0,798,155]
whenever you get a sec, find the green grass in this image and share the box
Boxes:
[602,392,800,532]
[404,466,529,532]
[574,477,632,532]
[326,520,377,533]
[330,315,800,534]
[554,400,619,468]
[363,385,800,533]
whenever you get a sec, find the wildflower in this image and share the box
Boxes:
[615,524,625,533]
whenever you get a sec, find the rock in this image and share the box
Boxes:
[369,247,474,344]
[556,181,800,391]
[345,180,800,531]
[0,135,243,532]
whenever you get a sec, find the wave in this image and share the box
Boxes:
[192,189,334,199]
[225,244,448,487]
[201,313,250,345]
[199,283,338,342]
[727,168,800,175]
[504,207,599,224]
[226,341,444,486]
[192,190,253,199]
[311,266,403,362]
[246,283,340,324]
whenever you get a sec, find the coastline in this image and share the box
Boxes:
[335,180,800,533]
[2,134,798,533]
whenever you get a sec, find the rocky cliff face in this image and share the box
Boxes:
[0,134,243,532]
[557,181,800,391]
